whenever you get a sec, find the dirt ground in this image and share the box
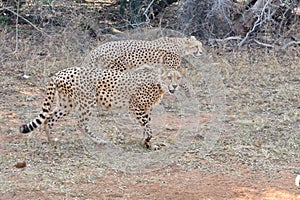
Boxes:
[1,1,300,199]
[1,32,299,200]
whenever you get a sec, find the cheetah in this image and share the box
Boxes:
[83,36,203,97]
[84,36,203,71]
[19,64,182,148]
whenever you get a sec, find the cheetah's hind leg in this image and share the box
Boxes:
[77,104,107,145]
[43,93,75,144]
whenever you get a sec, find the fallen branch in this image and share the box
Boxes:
[279,40,300,51]
[210,36,242,42]
[253,39,274,48]
[254,39,300,51]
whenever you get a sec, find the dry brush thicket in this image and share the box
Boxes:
[2,1,299,48]
[177,0,300,50]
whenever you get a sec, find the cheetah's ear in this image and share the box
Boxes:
[157,67,166,76]
[157,67,163,75]
[178,67,186,74]
[190,36,196,40]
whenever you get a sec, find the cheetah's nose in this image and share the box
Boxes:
[193,48,203,58]
[169,85,177,93]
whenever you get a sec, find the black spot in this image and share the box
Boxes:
[36,118,42,125]
[29,124,34,131]
[32,122,37,128]
[39,114,46,119]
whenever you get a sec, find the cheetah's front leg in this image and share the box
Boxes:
[180,81,191,98]
[141,123,153,149]
[132,109,153,149]
[129,100,154,149]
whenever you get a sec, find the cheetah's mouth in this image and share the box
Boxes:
[193,50,202,58]
[169,89,175,94]
[193,46,203,58]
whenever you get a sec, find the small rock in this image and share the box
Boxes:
[15,160,26,168]
[296,175,300,187]
[22,74,31,79]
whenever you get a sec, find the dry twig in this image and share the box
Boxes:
[238,0,271,48]
[3,7,50,37]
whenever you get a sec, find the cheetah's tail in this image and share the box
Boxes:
[20,78,56,134]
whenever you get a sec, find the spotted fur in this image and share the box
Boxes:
[20,65,182,148]
[83,36,202,97]
[84,36,202,71]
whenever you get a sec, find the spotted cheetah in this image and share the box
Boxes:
[84,36,202,71]
[19,64,182,148]
[83,36,202,97]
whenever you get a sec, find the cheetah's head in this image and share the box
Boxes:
[160,69,182,94]
[183,36,203,57]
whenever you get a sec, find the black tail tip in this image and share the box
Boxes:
[20,125,31,133]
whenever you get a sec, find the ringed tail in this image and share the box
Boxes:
[20,78,56,134]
